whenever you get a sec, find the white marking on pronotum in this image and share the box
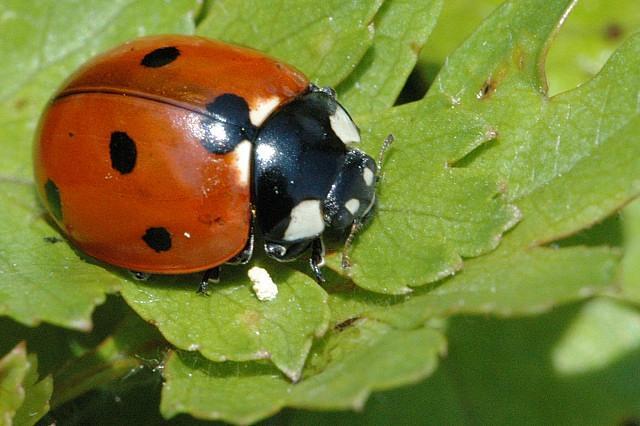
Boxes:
[249,96,281,126]
[248,266,278,301]
[363,167,374,186]
[183,232,191,238]
[329,105,360,144]
[233,140,252,185]
[345,198,360,215]
[283,199,325,241]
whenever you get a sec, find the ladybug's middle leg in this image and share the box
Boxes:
[198,266,220,295]
[309,237,326,284]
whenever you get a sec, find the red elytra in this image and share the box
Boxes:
[34,35,309,274]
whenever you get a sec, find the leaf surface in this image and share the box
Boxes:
[197,0,383,86]
[289,299,640,425]
[121,265,329,381]
[337,0,442,115]
[0,183,121,330]
[328,245,619,329]
[0,343,29,425]
[12,355,52,426]
[161,320,445,424]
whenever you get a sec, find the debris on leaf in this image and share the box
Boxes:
[248,267,278,301]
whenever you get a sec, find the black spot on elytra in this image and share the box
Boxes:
[44,179,62,221]
[205,93,252,130]
[110,131,137,174]
[200,94,256,154]
[68,132,75,138]
[142,227,172,252]
[140,46,180,68]
[199,117,247,154]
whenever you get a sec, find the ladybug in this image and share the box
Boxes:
[34,35,380,293]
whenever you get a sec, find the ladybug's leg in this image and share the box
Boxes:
[198,266,220,295]
[130,271,150,281]
[309,238,326,284]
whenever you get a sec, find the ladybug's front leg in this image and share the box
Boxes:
[309,238,326,284]
[198,266,220,294]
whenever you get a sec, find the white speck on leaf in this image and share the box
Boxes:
[248,266,278,301]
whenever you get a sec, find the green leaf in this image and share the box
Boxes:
[545,0,640,95]
[326,83,520,294]
[289,298,640,425]
[287,365,467,425]
[50,310,164,409]
[551,298,640,375]
[429,0,575,105]
[0,0,199,181]
[161,320,445,424]
[162,356,289,425]
[288,320,445,410]
[13,355,52,426]
[0,296,135,378]
[418,0,640,96]
[337,0,443,116]
[417,0,503,78]
[332,0,637,296]
[0,343,29,425]
[506,100,640,248]
[622,199,640,302]
[328,245,619,329]
[121,265,329,381]
[0,344,51,426]
[430,0,640,209]
[501,33,640,248]
[2,2,638,423]
[441,298,640,424]
[197,0,383,86]
[0,182,121,330]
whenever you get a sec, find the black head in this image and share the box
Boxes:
[322,149,377,239]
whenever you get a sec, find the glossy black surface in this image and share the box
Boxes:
[109,131,137,174]
[323,149,376,233]
[200,93,256,154]
[142,227,172,252]
[199,116,249,154]
[140,46,181,68]
[253,90,347,243]
[253,87,377,264]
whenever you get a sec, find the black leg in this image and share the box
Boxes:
[130,270,150,281]
[309,238,326,284]
[198,266,220,295]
